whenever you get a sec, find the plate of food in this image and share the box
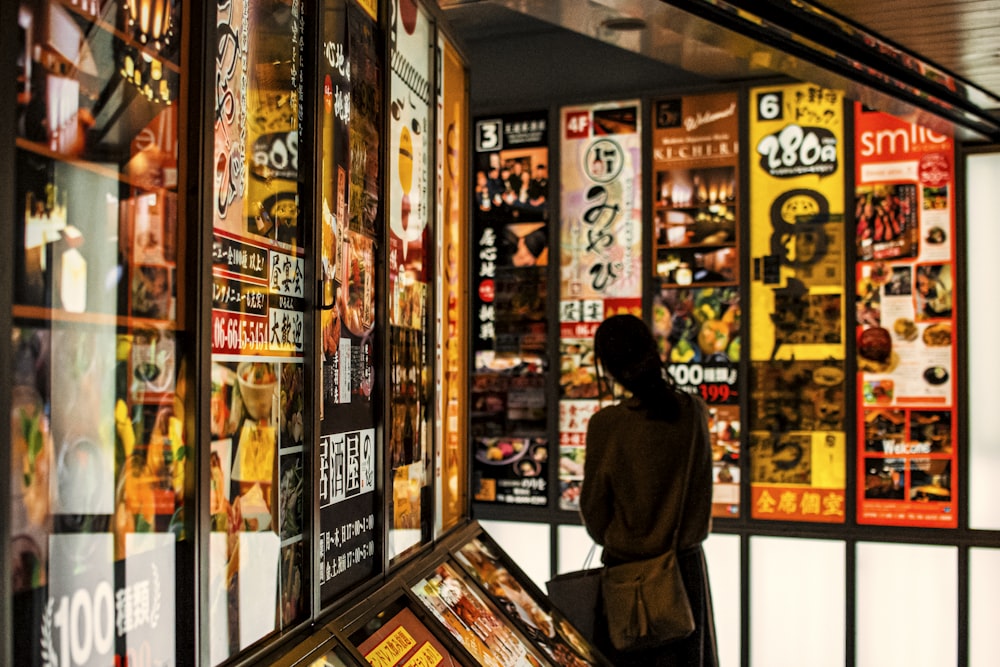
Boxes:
[475,437,530,466]
[236,362,277,421]
[231,421,276,484]
[922,322,952,347]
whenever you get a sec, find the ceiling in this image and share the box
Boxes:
[832,0,1000,99]
[438,0,1000,142]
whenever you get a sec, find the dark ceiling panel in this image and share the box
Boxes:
[440,0,1000,139]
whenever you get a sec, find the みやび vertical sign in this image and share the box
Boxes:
[557,101,643,511]
[854,105,958,528]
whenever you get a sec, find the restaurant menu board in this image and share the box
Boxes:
[747,84,847,523]
[557,100,643,511]
[650,93,742,518]
[388,0,433,562]
[854,106,959,527]
[351,598,462,667]
[471,110,551,506]
[411,561,548,667]
[319,1,382,606]
[437,35,469,529]
[11,0,185,664]
[454,535,605,667]
[210,1,307,661]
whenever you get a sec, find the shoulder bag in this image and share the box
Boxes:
[545,544,601,643]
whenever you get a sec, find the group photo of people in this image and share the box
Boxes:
[475,152,549,217]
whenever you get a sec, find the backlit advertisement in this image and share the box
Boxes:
[651,92,742,519]
[387,0,433,562]
[210,1,308,660]
[747,83,847,523]
[854,105,959,528]
[557,100,642,512]
[471,110,550,507]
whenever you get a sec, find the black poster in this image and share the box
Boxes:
[471,111,551,506]
[318,2,381,605]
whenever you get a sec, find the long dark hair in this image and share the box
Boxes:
[593,314,683,420]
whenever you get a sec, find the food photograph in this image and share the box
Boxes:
[558,339,598,399]
[652,286,741,364]
[454,536,601,667]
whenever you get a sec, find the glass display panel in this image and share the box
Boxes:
[210,0,308,661]
[410,560,549,667]
[10,1,187,664]
[750,537,845,667]
[387,0,433,562]
[453,533,606,666]
[853,106,959,528]
[435,34,469,532]
[556,100,643,512]
[966,152,1000,531]
[856,542,957,665]
[969,548,1000,667]
[348,596,463,667]
[470,110,551,507]
[702,534,740,667]
[746,83,848,523]
[318,0,382,607]
[650,92,742,519]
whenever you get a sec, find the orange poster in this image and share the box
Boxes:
[854,105,958,528]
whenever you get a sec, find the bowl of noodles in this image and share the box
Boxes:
[236,362,277,421]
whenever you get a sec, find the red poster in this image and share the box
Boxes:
[854,105,958,528]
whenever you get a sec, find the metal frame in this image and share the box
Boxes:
[0,0,17,663]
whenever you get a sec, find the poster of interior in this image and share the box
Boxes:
[436,34,469,531]
[471,109,550,506]
[747,83,847,523]
[209,1,307,661]
[651,92,742,518]
[558,100,643,511]
[854,106,959,528]
[387,0,433,562]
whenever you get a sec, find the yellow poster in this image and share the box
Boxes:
[438,35,468,530]
[748,84,845,363]
[748,83,847,523]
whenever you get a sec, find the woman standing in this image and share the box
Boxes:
[580,314,718,666]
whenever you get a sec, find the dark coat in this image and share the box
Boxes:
[580,391,718,666]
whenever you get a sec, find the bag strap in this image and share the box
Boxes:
[669,397,701,553]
